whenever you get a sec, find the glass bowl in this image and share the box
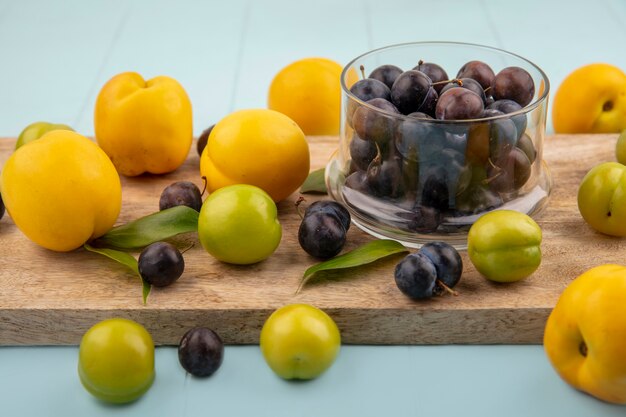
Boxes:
[325,41,552,249]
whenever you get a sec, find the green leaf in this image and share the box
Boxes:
[297,239,408,293]
[84,244,139,273]
[84,244,151,305]
[92,206,199,249]
[300,168,327,194]
[142,280,151,305]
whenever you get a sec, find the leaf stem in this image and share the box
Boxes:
[200,176,208,197]
[437,280,459,296]
[180,242,195,254]
[295,196,306,220]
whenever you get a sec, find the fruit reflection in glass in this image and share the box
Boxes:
[326,42,552,248]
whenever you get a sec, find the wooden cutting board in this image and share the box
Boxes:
[0,134,620,346]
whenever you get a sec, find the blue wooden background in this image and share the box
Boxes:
[1,0,626,415]
[1,0,625,136]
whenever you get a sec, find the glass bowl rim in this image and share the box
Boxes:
[340,41,550,125]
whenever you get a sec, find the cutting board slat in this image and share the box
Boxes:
[0,134,619,345]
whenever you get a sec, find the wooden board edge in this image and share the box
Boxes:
[0,307,549,346]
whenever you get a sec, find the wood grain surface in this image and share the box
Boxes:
[0,134,620,346]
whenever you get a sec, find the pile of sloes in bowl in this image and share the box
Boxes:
[343,59,538,235]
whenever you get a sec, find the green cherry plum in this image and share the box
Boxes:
[198,184,282,264]
[260,304,341,380]
[16,121,73,149]
[467,210,542,282]
[578,162,626,236]
[78,318,155,404]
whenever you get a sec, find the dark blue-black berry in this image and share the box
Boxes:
[0,192,4,220]
[394,252,439,299]
[489,117,518,160]
[420,242,463,288]
[178,327,224,377]
[367,154,404,198]
[298,212,346,259]
[413,61,449,94]
[344,171,371,193]
[440,78,487,105]
[352,98,399,145]
[455,185,503,215]
[436,88,484,120]
[350,78,391,102]
[491,67,535,107]
[486,147,532,193]
[394,242,463,300]
[369,64,403,90]
[138,242,184,287]
[419,165,450,211]
[486,99,527,138]
[390,70,432,115]
[159,181,203,212]
[516,133,537,163]
[298,201,351,259]
[408,205,441,234]
[196,124,214,156]
[304,201,351,232]
[456,60,495,91]
[349,134,378,171]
